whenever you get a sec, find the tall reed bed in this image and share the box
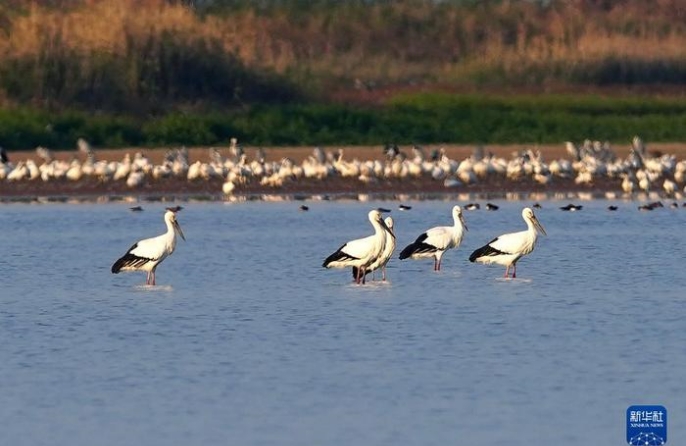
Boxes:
[0,0,301,112]
[1,0,686,114]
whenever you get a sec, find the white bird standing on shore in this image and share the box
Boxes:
[111,208,186,285]
[469,207,546,278]
[398,205,467,271]
[323,209,389,284]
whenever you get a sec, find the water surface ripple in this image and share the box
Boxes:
[0,200,683,445]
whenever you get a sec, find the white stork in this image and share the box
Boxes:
[111,208,186,285]
[352,216,396,282]
[323,209,389,284]
[398,205,467,271]
[469,207,546,278]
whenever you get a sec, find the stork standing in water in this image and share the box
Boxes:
[112,208,186,285]
[399,205,467,271]
[352,216,396,282]
[323,209,389,284]
[469,207,546,278]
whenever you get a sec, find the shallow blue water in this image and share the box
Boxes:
[1,199,684,445]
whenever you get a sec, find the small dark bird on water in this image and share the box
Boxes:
[299,205,309,212]
[465,203,480,211]
[607,205,618,211]
[560,204,583,211]
[129,206,143,212]
[532,203,542,209]
[166,206,184,212]
[638,201,664,211]
[399,204,412,211]
[485,203,499,211]
[377,207,392,213]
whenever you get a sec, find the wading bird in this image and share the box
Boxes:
[469,207,546,278]
[399,205,467,271]
[323,209,389,284]
[111,209,186,285]
[352,216,396,282]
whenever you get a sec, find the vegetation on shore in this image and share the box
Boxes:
[4,94,686,150]
[1,1,686,149]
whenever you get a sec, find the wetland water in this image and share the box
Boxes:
[1,199,683,445]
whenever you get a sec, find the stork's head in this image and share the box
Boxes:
[165,210,186,241]
[523,207,546,236]
[453,205,468,231]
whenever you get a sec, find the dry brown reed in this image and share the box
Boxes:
[1,0,686,111]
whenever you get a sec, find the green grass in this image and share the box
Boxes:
[3,93,686,150]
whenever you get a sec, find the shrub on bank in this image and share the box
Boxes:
[3,94,686,150]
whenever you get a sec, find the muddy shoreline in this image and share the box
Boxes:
[0,174,650,203]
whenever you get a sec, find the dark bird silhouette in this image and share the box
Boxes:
[0,147,9,164]
[560,204,583,211]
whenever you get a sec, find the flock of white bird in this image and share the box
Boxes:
[323,205,546,284]
[111,205,546,286]
[2,136,686,198]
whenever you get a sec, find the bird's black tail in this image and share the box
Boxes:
[111,256,126,274]
[399,241,435,259]
[111,244,147,273]
[469,244,501,262]
[322,244,354,268]
[398,243,416,260]
[112,253,150,273]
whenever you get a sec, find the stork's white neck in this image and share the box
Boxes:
[164,212,176,237]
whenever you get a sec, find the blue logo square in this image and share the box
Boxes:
[627,405,667,445]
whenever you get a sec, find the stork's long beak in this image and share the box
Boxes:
[386,223,396,239]
[460,214,468,231]
[174,219,186,241]
[379,216,390,233]
[533,216,547,236]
